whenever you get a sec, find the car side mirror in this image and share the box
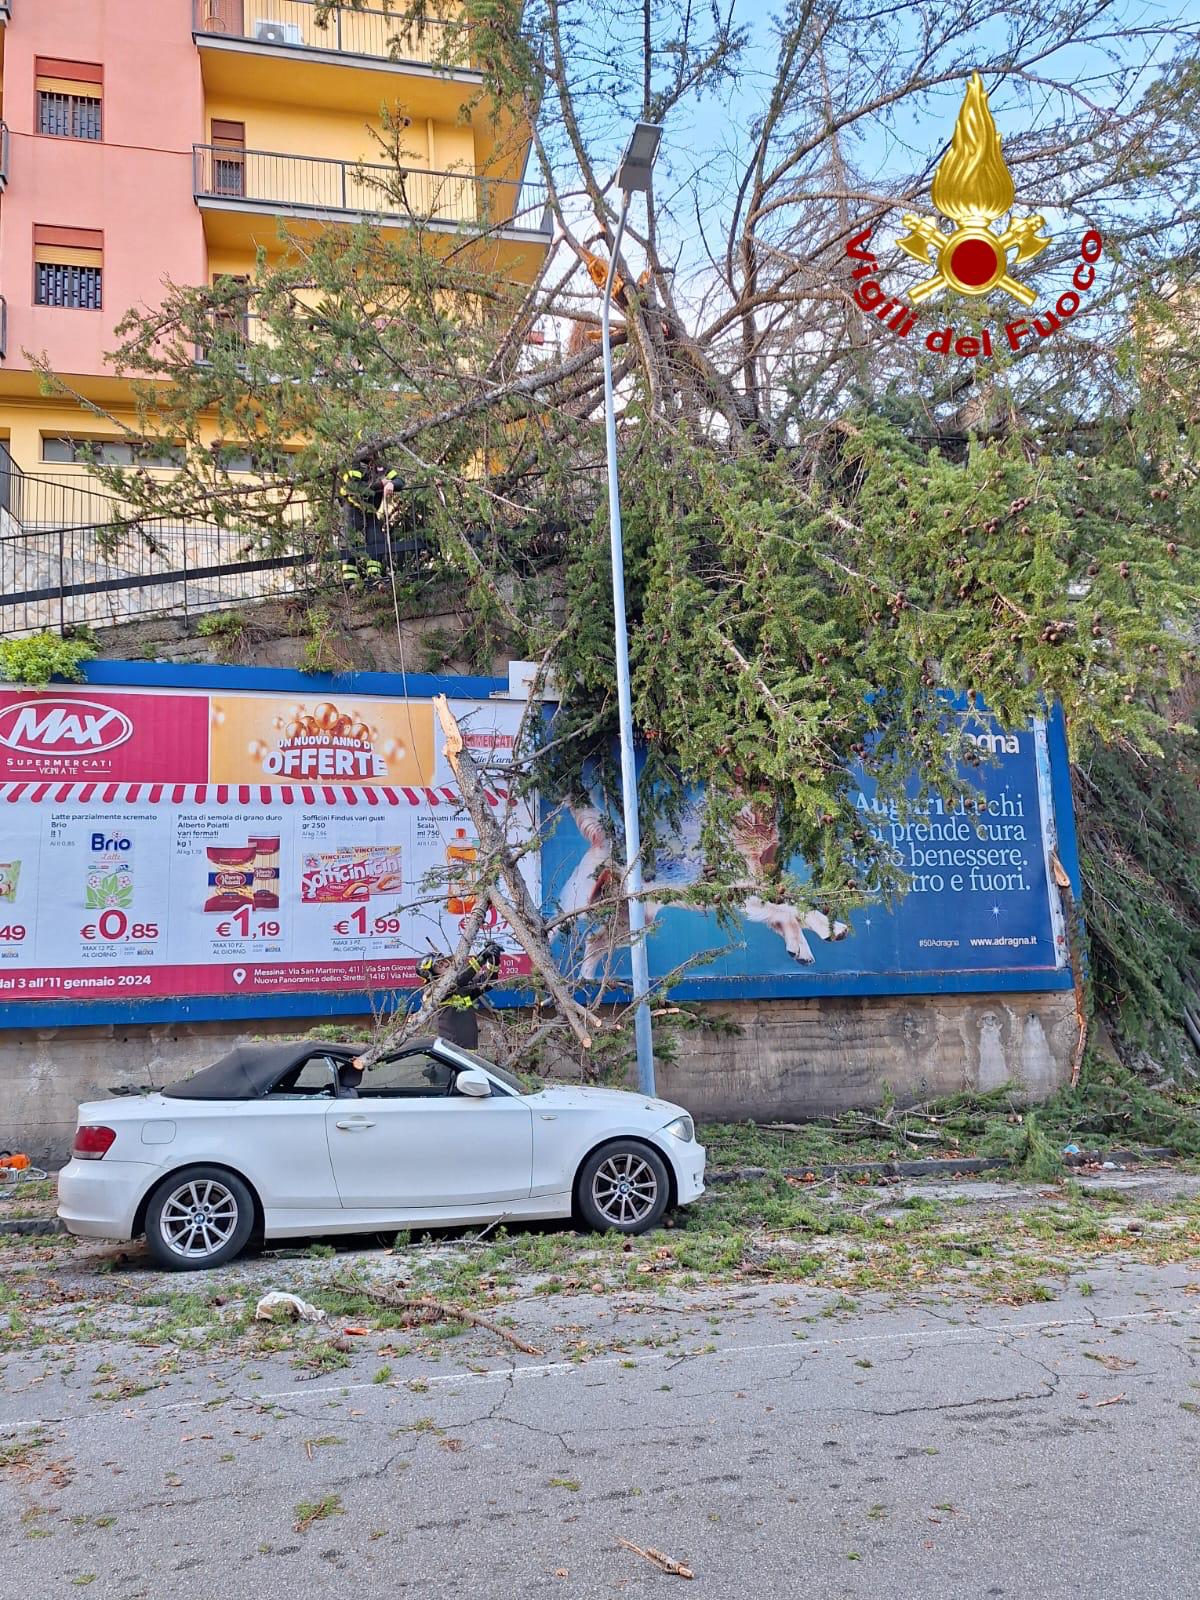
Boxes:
[456,1069,493,1099]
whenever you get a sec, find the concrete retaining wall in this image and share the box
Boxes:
[2,990,1076,1165]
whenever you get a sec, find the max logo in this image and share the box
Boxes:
[0,699,134,755]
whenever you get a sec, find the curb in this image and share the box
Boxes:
[707,1147,1177,1186]
[0,1216,64,1236]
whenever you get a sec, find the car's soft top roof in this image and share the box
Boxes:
[162,1042,359,1102]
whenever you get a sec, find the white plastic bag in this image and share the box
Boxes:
[254,1291,326,1323]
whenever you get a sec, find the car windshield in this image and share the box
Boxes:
[435,1041,537,1095]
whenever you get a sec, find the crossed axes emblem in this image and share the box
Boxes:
[896,211,1051,307]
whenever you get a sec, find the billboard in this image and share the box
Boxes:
[0,664,1079,1026]
[0,675,535,1016]
[541,713,1075,998]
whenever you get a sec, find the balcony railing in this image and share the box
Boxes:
[193,0,470,70]
[0,124,10,192]
[0,297,7,361]
[0,446,313,636]
[0,445,448,638]
[193,145,551,236]
[194,308,264,367]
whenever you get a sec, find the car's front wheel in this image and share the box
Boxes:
[144,1167,255,1271]
[576,1142,670,1234]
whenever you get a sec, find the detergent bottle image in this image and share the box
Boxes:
[445,828,477,915]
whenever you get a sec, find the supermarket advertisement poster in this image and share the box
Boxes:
[0,679,535,1010]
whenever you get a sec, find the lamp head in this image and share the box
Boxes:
[616,121,663,197]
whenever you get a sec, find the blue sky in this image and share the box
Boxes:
[550,0,1196,272]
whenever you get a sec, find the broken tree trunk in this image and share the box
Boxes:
[1052,851,1088,1086]
[354,695,607,1068]
[433,694,598,1052]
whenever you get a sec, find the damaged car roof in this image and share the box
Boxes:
[162,1042,360,1102]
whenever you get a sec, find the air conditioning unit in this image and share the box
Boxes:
[254,20,303,45]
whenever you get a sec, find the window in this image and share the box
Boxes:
[35,58,103,141]
[38,89,102,140]
[211,443,293,474]
[34,225,103,311]
[35,262,102,309]
[358,1052,457,1099]
[42,436,184,469]
[210,119,246,197]
[267,1056,340,1098]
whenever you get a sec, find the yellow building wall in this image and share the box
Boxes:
[3,399,141,478]
[1,395,274,479]
[202,96,475,172]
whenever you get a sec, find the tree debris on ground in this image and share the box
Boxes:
[331,1281,543,1357]
[618,1537,695,1579]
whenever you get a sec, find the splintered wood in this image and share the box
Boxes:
[618,1537,695,1579]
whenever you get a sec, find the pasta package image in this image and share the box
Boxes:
[205,838,281,913]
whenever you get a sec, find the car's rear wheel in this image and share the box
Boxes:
[144,1167,255,1271]
[576,1142,670,1234]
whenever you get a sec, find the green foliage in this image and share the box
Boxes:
[0,631,97,685]
[300,607,349,675]
[419,625,462,673]
[1037,1050,1200,1156]
[195,611,246,639]
[979,1110,1062,1181]
[195,610,248,662]
[1074,727,1200,1062]
[33,33,1200,1040]
[703,1056,1200,1173]
[545,421,1197,916]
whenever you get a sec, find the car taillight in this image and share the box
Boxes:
[73,1125,116,1160]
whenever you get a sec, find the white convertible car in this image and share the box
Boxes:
[58,1037,706,1270]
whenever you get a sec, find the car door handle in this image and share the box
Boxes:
[334,1117,377,1131]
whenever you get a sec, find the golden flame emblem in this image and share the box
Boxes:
[897,73,1050,306]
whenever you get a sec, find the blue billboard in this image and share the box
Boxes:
[540,709,1078,1000]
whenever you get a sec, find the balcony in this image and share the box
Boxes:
[194,0,469,69]
[0,124,9,193]
[193,0,479,119]
[193,145,551,243]
[0,296,7,361]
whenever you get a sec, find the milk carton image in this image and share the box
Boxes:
[86,833,134,909]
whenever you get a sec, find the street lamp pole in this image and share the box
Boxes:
[600,121,662,1099]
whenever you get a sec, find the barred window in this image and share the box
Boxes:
[38,90,102,140]
[35,262,103,310]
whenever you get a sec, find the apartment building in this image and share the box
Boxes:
[0,0,548,482]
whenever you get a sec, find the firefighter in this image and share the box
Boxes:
[417,939,503,1050]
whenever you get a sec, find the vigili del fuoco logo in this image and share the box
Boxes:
[845,72,1102,361]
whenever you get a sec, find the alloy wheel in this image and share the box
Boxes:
[590,1152,659,1226]
[158,1178,240,1260]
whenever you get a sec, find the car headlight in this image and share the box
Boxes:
[663,1114,694,1143]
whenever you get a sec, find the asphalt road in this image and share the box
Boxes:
[4,1260,1200,1598]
